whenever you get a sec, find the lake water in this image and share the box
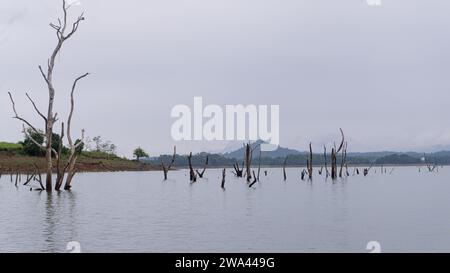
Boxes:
[1,167,450,253]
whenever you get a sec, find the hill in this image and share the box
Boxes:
[223,140,301,159]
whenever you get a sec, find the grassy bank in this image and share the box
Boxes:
[0,142,159,174]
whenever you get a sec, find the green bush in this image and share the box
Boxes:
[20,128,68,157]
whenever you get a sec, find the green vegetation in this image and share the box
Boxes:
[133,147,149,162]
[3,131,122,160]
[0,142,23,152]
[0,134,156,173]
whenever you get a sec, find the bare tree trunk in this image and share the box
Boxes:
[162,146,176,180]
[63,72,88,190]
[257,150,261,181]
[196,155,209,178]
[188,152,197,182]
[55,123,65,190]
[323,146,329,177]
[8,1,86,192]
[307,142,313,179]
[331,148,337,179]
[331,128,345,180]
[64,156,77,190]
[233,162,244,177]
[249,170,258,188]
[221,168,226,189]
[301,169,306,180]
[245,143,252,182]
[339,143,345,178]
[283,156,288,181]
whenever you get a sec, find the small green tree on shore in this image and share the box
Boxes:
[133,147,149,162]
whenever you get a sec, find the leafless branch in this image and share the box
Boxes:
[25,93,47,122]
[336,128,345,154]
[38,65,50,85]
[21,125,45,150]
[8,92,43,136]
[67,73,89,148]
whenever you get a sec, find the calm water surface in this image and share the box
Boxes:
[1,167,450,252]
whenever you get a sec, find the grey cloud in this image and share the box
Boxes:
[1,0,450,156]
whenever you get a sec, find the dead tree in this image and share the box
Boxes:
[323,146,329,177]
[283,156,288,181]
[301,169,306,181]
[187,152,197,182]
[249,170,258,188]
[244,143,252,182]
[161,146,176,180]
[55,123,66,190]
[32,164,45,191]
[331,128,345,180]
[233,162,244,177]
[339,142,348,178]
[363,164,374,176]
[221,168,226,189]
[196,155,209,178]
[306,142,313,179]
[63,73,88,190]
[8,0,86,192]
[363,168,369,176]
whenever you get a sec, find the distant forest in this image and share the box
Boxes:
[145,151,450,168]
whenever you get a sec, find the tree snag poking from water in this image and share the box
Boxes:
[161,146,176,180]
[55,123,66,190]
[323,146,329,178]
[221,168,226,189]
[232,161,244,177]
[339,142,348,178]
[330,128,345,180]
[249,170,258,188]
[8,0,87,192]
[244,143,253,182]
[187,152,197,182]
[63,73,88,190]
[306,142,313,180]
[283,156,288,181]
[196,155,209,178]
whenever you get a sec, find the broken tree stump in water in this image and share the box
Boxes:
[233,162,244,177]
[161,146,176,180]
[221,168,226,189]
[187,152,197,182]
[196,155,209,178]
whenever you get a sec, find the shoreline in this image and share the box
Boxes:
[1,154,445,175]
[0,153,160,174]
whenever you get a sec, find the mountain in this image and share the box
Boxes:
[223,140,302,159]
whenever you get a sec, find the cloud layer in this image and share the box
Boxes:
[1,0,449,156]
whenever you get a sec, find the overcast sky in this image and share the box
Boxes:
[1,0,450,156]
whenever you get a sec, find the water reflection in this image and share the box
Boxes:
[43,193,57,252]
[1,167,450,252]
